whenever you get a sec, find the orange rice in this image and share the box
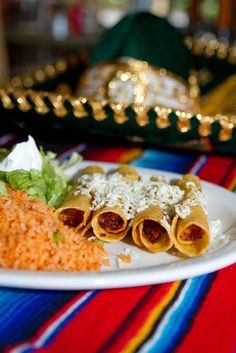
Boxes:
[0,189,109,271]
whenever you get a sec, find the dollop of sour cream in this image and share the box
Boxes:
[0,135,42,172]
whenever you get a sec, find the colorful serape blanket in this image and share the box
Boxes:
[0,133,235,353]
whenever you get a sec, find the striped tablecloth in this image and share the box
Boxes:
[0,133,235,353]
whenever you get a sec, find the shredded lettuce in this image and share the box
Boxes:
[40,148,68,188]
[0,167,69,208]
[0,137,83,208]
[0,148,73,208]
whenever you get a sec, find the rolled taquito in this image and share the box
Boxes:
[171,174,210,257]
[56,165,104,234]
[91,206,130,242]
[91,165,138,241]
[132,205,172,252]
[111,164,140,181]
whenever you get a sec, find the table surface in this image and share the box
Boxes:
[0,132,235,353]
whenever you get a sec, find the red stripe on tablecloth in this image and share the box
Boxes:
[175,265,236,353]
[33,285,165,353]
[29,283,171,353]
[197,156,235,185]
[220,162,236,190]
[82,146,136,162]
[175,155,236,353]
[99,282,181,353]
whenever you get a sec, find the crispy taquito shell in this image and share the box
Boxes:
[56,165,104,233]
[171,205,210,257]
[91,206,129,242]
[177,174,201,191]
[172,174,210,257]
[90,164,138,241]
[112,164,140,181]
[132,205,172,252]
[56,192,92,232]
[81,165,104,175]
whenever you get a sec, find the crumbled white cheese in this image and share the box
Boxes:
[174,203,191,219]
[208,220,230,252]
[0,135,42,172]
[174,188,207,219]
[121,247,139,258]
[160,216,171,231]
[74,173,184,220]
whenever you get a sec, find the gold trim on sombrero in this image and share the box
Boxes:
[11,89,32,112]
[5,57,79,90]
[110,103,128,124]
[48,93,67,118]
[90,99,107,121]
[68,97,88,119]
[185,36,236,64]
[0,89,15,109]
[77,59,199,113]
[1,87,234,142]
[27,90,50,115]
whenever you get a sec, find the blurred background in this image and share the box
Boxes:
[0,0,236,83]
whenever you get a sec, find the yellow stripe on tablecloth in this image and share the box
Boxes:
[118,148,143,164]
[228,177,236,192]
[121,281,181,353]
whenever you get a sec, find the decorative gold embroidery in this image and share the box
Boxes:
[219,119,234,141]
[1,86,236,140]
[89,100,107,121]
[155,107,171,129]
[12,90,31,112]
[197,115,213,137]
[34,70,46,83]
[5,59,69,90]
[28,91,49,115]
[185,36,236,64]
[69,97,88,119]
[0,89,15,109]
[111,103,128,124]
[48,93,67,118]
[133,105,149,126]
[23,77,34,89]
[176,111,191,133]
[78,59,198,112]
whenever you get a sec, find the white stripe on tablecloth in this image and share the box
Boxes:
[9,291,96,353]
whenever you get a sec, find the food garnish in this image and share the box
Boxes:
[0,136,73,208]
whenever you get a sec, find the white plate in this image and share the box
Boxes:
[0,161,235,290]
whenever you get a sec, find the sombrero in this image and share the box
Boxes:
[1,12,235,153]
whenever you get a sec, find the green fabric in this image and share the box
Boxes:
[90,12,193,81]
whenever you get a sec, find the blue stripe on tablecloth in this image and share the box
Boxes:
[131,149,196,173]
[10,291,98,353]
[138,273,215,353]
[0,289,78,350]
